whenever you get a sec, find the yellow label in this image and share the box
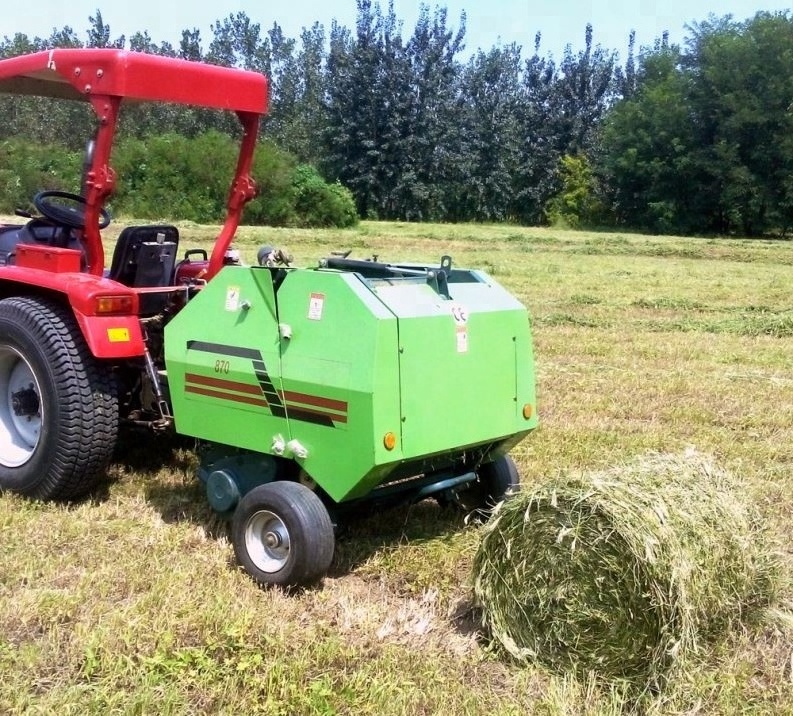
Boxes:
[107,327,130,343]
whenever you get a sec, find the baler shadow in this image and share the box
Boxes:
[328,499,469,576]
[142,470,469,581]
[112,430,476,582]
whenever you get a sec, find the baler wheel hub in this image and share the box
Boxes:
[245,509,291,573]
[265,530,282,548]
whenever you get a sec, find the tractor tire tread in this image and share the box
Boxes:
[0,296,118,500]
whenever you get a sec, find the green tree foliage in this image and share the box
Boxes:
[321,6,622,224]
[244,145,359,228]
[598,46,700,233]
[0,5,623,228]
[324,2,472,221]
[399,5,467,221]
[0,30,91,147]
[266,24,328,167]
[6,6,792,234]
[600,12,793,235]
[207,12,270,71]
[244,139,299,226]
[290,165,359,228]
[0,131,355,227]
[544,154,605,228]
[510,26,618,226]
[456,44,522,222]
[85,10,125,49]
[112,132,233,222]
[325,0,401,219]
[178,29,203,61]
[688,12,793,235]
[510,35,561,225]
[111,131,357,226]
[0,139,81,213]
[556,24,619,155]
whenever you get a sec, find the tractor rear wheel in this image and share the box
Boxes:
[232,481,335,588]
[0,296,118,500]
[454,454,521,519]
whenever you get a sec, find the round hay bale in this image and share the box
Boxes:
[472,450,779,685]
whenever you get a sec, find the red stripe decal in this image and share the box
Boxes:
[186,372,263,396]
[280,390,348,413]
[283,402,348,424]
[186,385,269,408]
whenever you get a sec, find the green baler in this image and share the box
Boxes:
[0,50,537,590]
[164,254,537,587]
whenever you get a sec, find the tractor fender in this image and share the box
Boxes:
[71,310,145,359]
[67,275,146,358]
[0,265,146,359]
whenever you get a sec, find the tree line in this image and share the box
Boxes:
[1,3,792,236]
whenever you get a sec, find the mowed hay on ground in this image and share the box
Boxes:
[3,222,793,713]
[472,449,781,689]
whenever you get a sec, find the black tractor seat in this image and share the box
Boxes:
[107,224,180,314]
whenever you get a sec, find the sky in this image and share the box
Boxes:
[2,1,791,62]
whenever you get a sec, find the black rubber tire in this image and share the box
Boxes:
[232,481,335,588]
[454,454,521,518]
[0,296,118,500]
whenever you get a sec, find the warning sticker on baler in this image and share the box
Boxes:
[456,325,468,353]
[308,292,325,320]
[225,286,241,311]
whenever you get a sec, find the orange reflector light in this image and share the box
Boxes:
[383,432,397,450]
[95,295,135,314]
[522,403,533,420]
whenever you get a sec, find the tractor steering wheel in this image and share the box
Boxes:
[33,190,111,230]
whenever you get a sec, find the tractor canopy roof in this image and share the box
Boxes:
[0,48,268,113]
[0,49,268,278]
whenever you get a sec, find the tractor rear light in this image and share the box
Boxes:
[95,295,135,314]
[522,403,534,420]
[383,432,397,451]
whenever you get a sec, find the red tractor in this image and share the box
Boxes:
[0,49,268,500]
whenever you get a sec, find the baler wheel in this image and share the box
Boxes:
[232,481,335,588]
[454,454,521,519]
[0,296,118,500]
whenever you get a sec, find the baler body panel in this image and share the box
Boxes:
[272,269,403,501]
[369,272,534,458]
[164,263,536,503]
[164,267,287,452]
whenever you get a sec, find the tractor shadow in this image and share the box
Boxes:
[108,430,234,542]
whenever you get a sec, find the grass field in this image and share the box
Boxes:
[1,219,793,714]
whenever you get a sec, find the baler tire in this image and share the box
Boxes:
[232,481,335,589]
[0,296,118,500]
[455,454,520,519]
